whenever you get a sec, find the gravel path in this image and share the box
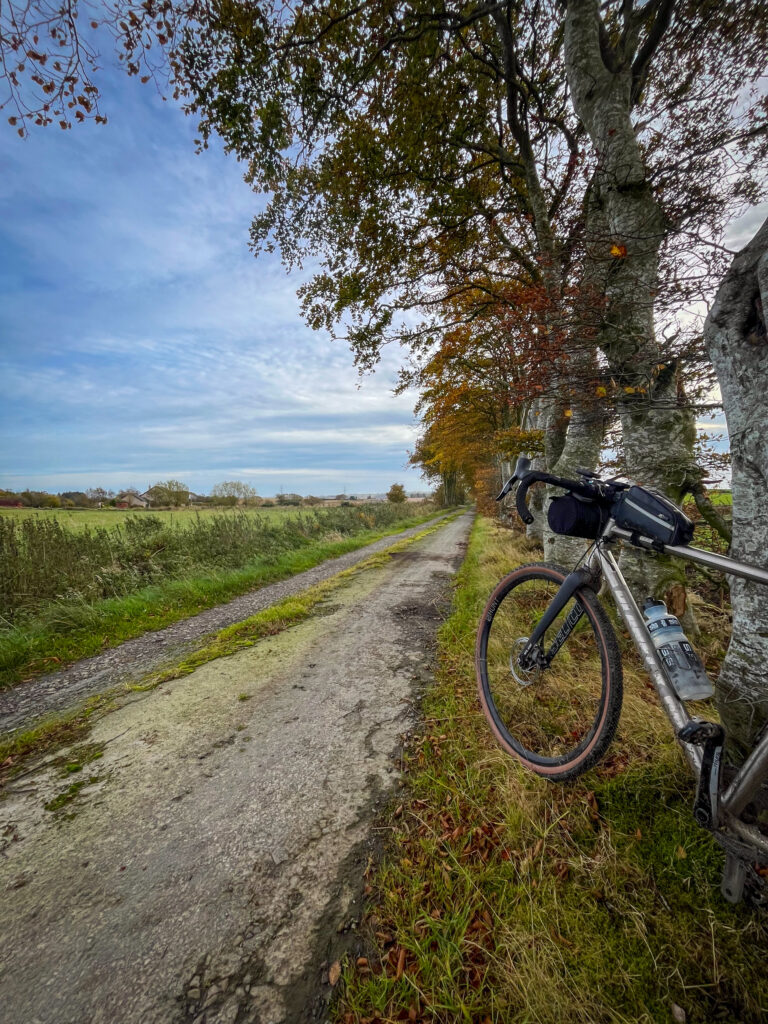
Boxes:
[0,513,452,735]
[0,510,473,1024]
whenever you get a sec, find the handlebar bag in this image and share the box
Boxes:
[548,493,605,539]
[612,485,694,547]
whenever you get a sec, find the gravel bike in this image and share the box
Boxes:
[475,455,768,904]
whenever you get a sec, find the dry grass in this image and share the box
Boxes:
[335,518,768,1024]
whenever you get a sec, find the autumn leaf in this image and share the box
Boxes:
[610,243,628,258]
[395,947,406,980]
[328,960,341,986]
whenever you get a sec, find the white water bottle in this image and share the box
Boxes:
[643,599,714,701]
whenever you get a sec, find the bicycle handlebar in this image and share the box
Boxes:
[514,470,599,524]
[497,453,618,525]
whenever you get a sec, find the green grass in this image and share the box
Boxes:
[0,515,459,778]
[0,508,444,689]
[0,504,304,531]
[129,515,458,694]
[0,694,115,779]
[335,517,768,1024]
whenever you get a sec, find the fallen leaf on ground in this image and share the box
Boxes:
[395,947,406,980]
[328,961,341,986]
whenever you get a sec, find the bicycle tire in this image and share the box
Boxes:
[475,562,623,781]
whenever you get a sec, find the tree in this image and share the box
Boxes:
[161,0,766,599]
[703,214,768,758]
[211,480,260,506]
[277,492,302,506]
[60,491,91,507]
[85,487,114,504]
[387,484,407,504]
[147,479,189,507]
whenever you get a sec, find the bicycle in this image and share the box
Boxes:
[475,455,768,904]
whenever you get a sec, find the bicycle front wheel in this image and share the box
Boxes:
[475,562,622,781]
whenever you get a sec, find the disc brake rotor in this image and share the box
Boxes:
[510,637,541,688]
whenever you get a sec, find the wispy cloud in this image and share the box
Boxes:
[0,66,424,496]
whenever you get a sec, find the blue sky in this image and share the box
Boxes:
[1,53,765,498]
[0,61,425,498]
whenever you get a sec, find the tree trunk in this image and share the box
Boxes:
[704,215,768,760]
[544,362,607,567]
[564,0,701,607]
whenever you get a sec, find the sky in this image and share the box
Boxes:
[0,57,426,499]
[1,53,766,499]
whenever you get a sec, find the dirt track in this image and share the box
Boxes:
[0,513,454,736]
[0,510,473,1024]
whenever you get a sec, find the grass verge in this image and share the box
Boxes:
[0,509,448,689]
[130,515,459,693]
[335,516,768,1024]
[0,514,461,781]
[0,694,115,779]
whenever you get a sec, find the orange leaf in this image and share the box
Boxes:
[395,947,406,980]
[610,243,628,258]
[328,961,341,986]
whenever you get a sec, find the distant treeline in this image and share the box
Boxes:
[0,502,433,624]
[0,485,429,509]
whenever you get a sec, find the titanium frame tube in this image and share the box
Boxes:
[721,729,768,817]
[605,524,768,802]
[609,526,768,586]
[595,544,703,776]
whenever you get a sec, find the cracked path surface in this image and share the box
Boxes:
[0,513,452,736]
[0,511,473,1024]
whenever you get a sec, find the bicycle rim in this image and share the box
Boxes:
[476,563,622,780]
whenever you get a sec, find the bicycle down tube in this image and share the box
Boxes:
[592,539,703,776]
[602,521,768,850]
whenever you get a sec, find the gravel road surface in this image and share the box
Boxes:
[0,513,452,736]
[0,510,472,1024]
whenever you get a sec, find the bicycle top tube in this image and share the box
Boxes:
[605,524,768,586]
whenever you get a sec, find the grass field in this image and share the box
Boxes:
[0,504,303,532]
[0,502,440,688]
[335,517,767,1024]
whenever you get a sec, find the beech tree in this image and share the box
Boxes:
[159,0,765,590]
[5,1,768,754]
[404,292,544,518]
[703,215,768,756]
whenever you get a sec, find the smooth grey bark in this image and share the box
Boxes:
[544,369,607,567]
[704,215,768,760]
[491,7,606,554]
[564,0,702,605]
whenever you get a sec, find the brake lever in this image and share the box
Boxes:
[496,454,532,501]
[496,477,515,501]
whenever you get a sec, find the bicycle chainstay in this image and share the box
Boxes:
[678,719,768,905]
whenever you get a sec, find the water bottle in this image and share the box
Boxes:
[642,599,714,701]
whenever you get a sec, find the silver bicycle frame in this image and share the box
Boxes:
[593,521,768,860]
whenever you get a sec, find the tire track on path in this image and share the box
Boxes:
[0,510,473,1024]
[0,513,454,735]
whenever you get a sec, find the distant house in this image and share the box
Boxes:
[115,492,149,509]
